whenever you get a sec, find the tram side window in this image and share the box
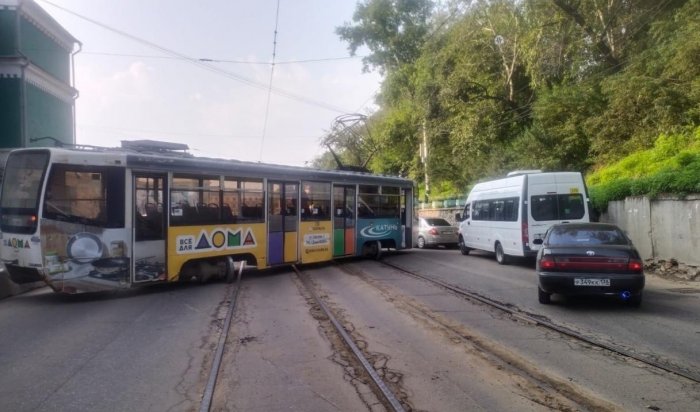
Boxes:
[301,181,330,221]
[43,165,125,228]
[358,185,400,218]
[170,175,220,226]
[358,185,378,218]
[222,178,264,223]
[380,186,400,218]
[135,176,164,240]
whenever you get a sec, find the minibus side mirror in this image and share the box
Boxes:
[455,213,462,222]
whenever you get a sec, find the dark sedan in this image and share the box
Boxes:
[535,223,645,306]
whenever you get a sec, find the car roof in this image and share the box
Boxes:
[549,222,622,231]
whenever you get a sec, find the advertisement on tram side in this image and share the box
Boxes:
[168,223,267,274]
[356,218,402,252]
[38,220,132,293]
[299,220,332,263]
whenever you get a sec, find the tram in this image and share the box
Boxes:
[0,141,413,294]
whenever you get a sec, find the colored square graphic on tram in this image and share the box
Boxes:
[168,223,267,276]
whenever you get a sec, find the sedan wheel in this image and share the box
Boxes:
[538,287,551,304]
[417,236,426,249]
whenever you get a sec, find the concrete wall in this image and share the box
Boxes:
[601,196,700,266]
[603,197,654,261]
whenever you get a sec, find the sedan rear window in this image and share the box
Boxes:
[424,218,451,226]
[548,227,629,246]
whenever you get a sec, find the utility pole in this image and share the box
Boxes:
[420,119,430,203]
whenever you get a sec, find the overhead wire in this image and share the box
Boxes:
[259,0,281,161]
[38,0,352,114]
[81,51,365,65]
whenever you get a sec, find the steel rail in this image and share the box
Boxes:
[199,262,245,412]
[376,260,700,385]
[291,265,407,412]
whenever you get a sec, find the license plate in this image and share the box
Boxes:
[443,231,454,234]
[574,278,610,287]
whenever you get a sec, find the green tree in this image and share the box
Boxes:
[316,0,700,201]
[336,0,434,73]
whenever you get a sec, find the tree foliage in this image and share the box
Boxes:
[336,0,434,73]
[316,0,699,201]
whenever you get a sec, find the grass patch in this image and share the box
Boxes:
[587,127,700,211]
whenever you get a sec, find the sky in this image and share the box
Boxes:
[35,0,380,166]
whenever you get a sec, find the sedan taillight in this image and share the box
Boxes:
[628,259,643,273]
[429,228,439,235]
[539,255,556,270]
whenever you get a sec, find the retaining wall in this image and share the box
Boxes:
[601,196,700,267]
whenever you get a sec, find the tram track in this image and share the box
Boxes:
[374,258,700,385]
[291,264,408,412]
[300,261,628,411]
[199,261,245,412]
[197,257,697,411]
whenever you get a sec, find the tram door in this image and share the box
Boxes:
[402,188,413,248]
[333,185,356,256]
[267,181,299,265]
[133,174,167,282]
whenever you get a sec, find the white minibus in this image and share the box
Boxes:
[455,171,590,264]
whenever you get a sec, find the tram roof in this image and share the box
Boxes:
[13,146,414,187]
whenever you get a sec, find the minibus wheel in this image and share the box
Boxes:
[495,242,509,265]
[458,237,470,255]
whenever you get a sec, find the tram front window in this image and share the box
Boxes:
[0,151,49,234]
[43,165,125,228]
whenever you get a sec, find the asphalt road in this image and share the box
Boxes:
[0,249,698,411]
[385,248,700,375]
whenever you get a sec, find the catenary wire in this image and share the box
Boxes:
[38,0,352,114]
[259,0,281,162]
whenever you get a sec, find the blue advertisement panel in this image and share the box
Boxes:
[356,218,403,254]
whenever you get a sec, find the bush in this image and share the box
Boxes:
[587,127,700,212]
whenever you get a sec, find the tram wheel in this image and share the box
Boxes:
[364,241,382,260]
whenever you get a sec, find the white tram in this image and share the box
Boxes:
[0,141,413,293]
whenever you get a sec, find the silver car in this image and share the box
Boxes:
[416,217,459,248]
